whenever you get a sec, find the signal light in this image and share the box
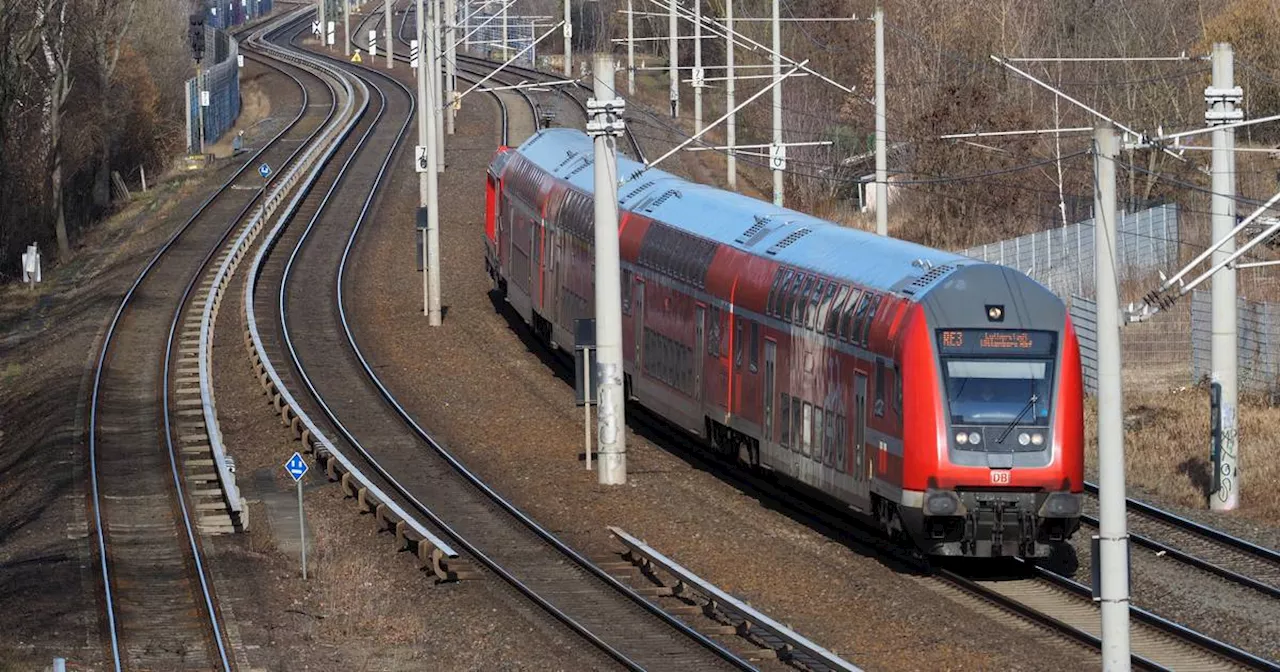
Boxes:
[189,13,206,62]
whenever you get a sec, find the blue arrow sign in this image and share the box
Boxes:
[284,452,308,481]
[259,163,272,179]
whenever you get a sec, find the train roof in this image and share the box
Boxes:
[512,128,981,298]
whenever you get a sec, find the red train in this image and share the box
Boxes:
[484,129,1084,558]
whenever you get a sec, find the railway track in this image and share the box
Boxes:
[85,12,346,670]
[236,16,760,671]
[1082,483,1280,598]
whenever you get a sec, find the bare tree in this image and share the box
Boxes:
[39,0,73,258]
[87,0,138,208]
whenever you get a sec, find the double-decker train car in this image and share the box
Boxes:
[484,128,1084,558]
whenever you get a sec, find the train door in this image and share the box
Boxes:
[634,277,645,375]
[542,228,556,318]
[853,373,869,503]
[530,223,542,309]
[694,305,706,404]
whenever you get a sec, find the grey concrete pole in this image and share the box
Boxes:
[344,0,350,56]
[319,0,326,48]
[502,0,508,58]
[197,65,206,155]
[1209,42,1240,511]
[563,0,572,76]
[385,0,393,68]
[431,0,445,168]
[770,0,782,205]
[668,0,678,116]
[445,0,456,134]
[591,52,626,485]
[874,0,887,235]
[693,0,702,133]
[1093,122,1131,671]
[626,0,634,95]
[418,0,442,324]
[725,0,735,189]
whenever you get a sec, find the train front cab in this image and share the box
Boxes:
[899,264,1083,558]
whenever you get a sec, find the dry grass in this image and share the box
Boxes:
[1085,381,1280,524]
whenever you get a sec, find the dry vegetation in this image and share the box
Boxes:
[1,0,192,275]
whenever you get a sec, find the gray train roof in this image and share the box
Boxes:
[513,128,980,298]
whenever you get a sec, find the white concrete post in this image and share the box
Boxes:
[590,53,627,485]
[693,0,702,133]
[418,0,442,325]
[874,0,887,235]
[431,0,445,168]
[668,0,678,117]
[445,0,457,134]
[385,0,393,67]
[770,0,782,205]
[725,0,735,189]
[1209,42,1240,511]
[343,0,350,56]
[1094,123,1131,671]
[626,0,634,95]
[563,0,572,76]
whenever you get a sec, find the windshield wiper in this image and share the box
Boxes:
[997,394,1039,444]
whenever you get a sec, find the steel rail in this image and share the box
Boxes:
[1026,560,1280,671]
[271,26,755,669]
[86,11,331,669]
[1077,513,1280,600]
[1083,481,1280,566]
[267,19,757,665]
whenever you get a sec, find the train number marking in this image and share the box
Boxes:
[990,469,1011,485]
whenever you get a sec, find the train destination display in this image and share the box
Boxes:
[937,329,1055,357]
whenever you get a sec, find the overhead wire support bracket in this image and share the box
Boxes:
[586,96,627,138]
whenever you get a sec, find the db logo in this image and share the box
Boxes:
[990,469,1011,485]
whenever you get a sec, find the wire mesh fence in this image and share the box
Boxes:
[462,11,537,64]
[185,0,275,154]
[957,203,1179,299]
[1192,290,1280,394]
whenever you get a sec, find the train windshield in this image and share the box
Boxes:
[943,360,1053,426]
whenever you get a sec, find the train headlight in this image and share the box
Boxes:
[926,492,959,516]
[968,432,982,445]
[955,431,968,445]
[1018,432,1031,446]
[1031,433,1044,446]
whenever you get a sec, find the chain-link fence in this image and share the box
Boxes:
[957,203,1179,298]
[205,0,275,29]
[462,11,537,64]
[1192,290,1280,394]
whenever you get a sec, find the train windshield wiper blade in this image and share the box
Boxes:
[997,394,1039,444]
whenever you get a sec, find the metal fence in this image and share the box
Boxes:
[185,0,275,154]
[958,203,1180,298]
[1192,290,1280,393]
[462,12,537,64]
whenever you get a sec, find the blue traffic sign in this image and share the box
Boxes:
[259,163,272,179]
[284,452,308,481]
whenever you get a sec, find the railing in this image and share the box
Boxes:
[608,526,864,672]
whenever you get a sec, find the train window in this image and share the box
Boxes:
[827,285,850,336]
[850,293,872,345]
[708,306,721,357]
[801,402,813,456]
[621,269,632,315]
[780,394,791,448]
[894,368,903,416]
[816,283,838,335]
[834,413,846,472]
[823,408,835,466]
[813,407,824,463]
[735,321,744,369]
[792,400,803,454]
[782,273,802,323]
[805,279,825,330]
[862,294,882,346]
[842,291,866,342]
[874,360,886,417]
[748,322,760,373]
[795,276,815,325]
[767,269,787,317]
